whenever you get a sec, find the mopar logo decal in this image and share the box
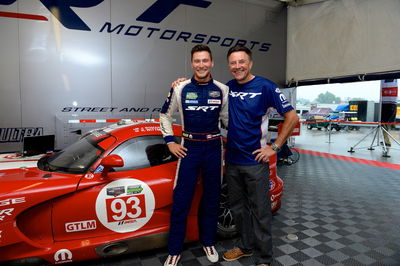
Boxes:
[54,249,73,264]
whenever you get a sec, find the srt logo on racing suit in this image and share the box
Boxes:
[0,0,211,31]
[229,91,262,100]
[185,106,219,112]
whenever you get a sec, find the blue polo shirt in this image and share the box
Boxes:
[226,76,294,165]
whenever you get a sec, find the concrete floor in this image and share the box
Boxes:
[294,125,400,165]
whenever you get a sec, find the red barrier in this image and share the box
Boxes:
[300,120,400,125]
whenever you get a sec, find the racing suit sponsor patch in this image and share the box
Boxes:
[185,100,198,104]
[207,99,221,104]
[209,91,220,97]
[186,92,198,99]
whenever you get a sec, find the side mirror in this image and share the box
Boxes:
[101,154,124,176]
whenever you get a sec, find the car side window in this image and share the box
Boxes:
[110,135,178,171]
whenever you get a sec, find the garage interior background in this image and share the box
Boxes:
[0,0,399,152]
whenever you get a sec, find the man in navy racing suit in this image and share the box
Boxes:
[159,44,229,266]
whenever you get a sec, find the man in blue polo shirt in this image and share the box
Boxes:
[222,46,299,266]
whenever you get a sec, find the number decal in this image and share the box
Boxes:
[126,196,142,219]
[96,179,155,233]
[110,198,126,221]
[106,194,146,222]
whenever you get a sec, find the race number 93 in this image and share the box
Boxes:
[96,179,155,233]
[106,195,146,222]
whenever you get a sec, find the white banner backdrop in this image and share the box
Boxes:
[286,0,400,84]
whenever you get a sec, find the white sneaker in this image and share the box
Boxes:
[203,246,219,263]
[164,254,181,266]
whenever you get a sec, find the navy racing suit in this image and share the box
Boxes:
[160,77,229,255]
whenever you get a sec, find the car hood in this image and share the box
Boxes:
[0,167,82,222]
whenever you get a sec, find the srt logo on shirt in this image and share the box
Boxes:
[186,106,219,112]
[229,91,262,100]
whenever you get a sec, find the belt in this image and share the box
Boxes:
[182,131,221,141]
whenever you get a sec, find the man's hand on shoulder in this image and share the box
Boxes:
[167,142,188,158]
[171,77,188,88]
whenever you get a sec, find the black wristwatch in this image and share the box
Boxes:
[271,143,281,152]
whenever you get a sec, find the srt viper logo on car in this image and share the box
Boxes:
[0,208,14,221]
[95,179,155,233]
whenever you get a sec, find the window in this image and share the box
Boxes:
[110,135,178,171]
[39,133,115,174]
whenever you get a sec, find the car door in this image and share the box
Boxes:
[51,135,179,242]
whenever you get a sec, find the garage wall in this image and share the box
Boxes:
[0,0,287,152]
[287,0,400,84]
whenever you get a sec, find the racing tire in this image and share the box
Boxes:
[216,176,282,238]
[287,147,300,165]
[217,180,237,239]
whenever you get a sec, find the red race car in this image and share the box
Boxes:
[0,121,283,265]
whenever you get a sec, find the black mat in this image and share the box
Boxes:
[70,153,400,266]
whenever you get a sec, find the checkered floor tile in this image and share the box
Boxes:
[69,153,400,266]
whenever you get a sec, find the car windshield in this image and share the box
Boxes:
[38,131,116,174]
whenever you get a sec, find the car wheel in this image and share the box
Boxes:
[287,147,300,165]
[217,180,237,239]
[307,124,312,130]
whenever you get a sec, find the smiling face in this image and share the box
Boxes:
[228,51,254,84]
[191,51,214,82]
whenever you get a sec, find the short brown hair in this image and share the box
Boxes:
[191,44,213,61]
[227,45,252,60]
